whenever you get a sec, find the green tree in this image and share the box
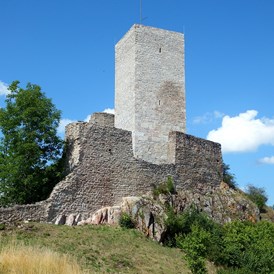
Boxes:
[0,81,64,206]
[246,184,268,212]
[222,163,237,189]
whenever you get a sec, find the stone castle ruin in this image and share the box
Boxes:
[2,25,256,227]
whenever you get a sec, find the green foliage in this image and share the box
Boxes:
[222,163,237,189]
[246,184,268,212]
[217,268,254,274]
[163,207,221,248]
[224,221,274,273]
[153,176,176,197]
[0,223,6,230]
[166,176,176,194]
[163,207,274,274]
[0,81,64,206]
[119,212,135,229]
[176,224,209,274]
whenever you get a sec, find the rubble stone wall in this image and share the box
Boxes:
[0,202,47,224]
[0,113,223,224]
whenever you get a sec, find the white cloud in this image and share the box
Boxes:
[193,111,224,124]
[258,156,274,165]
[58,119,76,134]
[207,110,274,153]
[0,80,9,96]
[84,115,91,122]
[103,108,115,114]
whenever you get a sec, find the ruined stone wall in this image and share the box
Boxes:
[44,113,222,222]
[169,132,223,191]
[0,113,223,224]
[46,119,174,222]
[0,202,47,224]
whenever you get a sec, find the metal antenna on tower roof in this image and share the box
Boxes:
[140,0,142,24]
[140,0,148,24]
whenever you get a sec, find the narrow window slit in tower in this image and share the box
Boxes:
[159,48,161,53]
[159,100,161,105]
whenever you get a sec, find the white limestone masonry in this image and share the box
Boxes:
[115,25,186,164]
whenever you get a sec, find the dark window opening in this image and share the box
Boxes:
[159,48,161,53]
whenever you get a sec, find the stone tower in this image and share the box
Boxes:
[115,24,186,164]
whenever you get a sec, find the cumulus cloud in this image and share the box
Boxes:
[84,115,91,122]
[207,110,274,153]
[103,108,115,114]
[0,80,9,96]
[258,156,274,165]
[193,111,224,124]
[58,118,76,135]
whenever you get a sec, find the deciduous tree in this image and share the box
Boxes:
[0,81,64,206]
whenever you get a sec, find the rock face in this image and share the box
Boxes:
[74,183,259,242]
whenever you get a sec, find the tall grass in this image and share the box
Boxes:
[0,242,84,274]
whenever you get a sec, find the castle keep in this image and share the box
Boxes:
[0,25,224,224]
[115,25,186,164]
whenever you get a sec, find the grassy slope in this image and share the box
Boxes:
[0,223,200,274]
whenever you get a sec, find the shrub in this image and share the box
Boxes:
[221,221,274,273]
[223,163,237,189]
[217,267,254,274]
[153,176,176,197]
[163,206,223,252]
[163,207,274,273]
[246,184,268,212]
[119,212,135,229]
[176,224,209,274]
[166,176,176,194]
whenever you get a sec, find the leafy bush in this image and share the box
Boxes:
[176,224,209,274]
[166,176,176,194]
[223,163,237,189]
[153,176,176,197]
[217,267,254,274]
[119,212,135,229]
[163,207,274,274]
[246,184,268,212]
[221,221,274,273]
[163,207,223,255]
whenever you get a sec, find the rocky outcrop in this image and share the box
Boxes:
[65,182,260,242]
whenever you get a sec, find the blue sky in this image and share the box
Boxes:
[0,0,273,205]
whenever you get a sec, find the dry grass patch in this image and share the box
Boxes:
[0,242,84,274]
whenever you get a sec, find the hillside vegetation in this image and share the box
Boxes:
[0,222,197,274]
